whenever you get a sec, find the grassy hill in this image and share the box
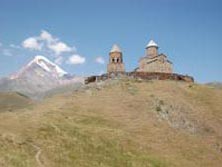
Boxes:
[0,92,33,112]
[0,79,222,167]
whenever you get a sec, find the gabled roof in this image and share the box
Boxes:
[146,40,158,48]
[110,44,122,53]
[139,54,173,64]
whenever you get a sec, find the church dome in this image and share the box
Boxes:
[146,40,158,48]
[110,44,122,53]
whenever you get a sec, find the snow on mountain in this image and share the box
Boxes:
[28,55,67,76]
[0,55,84,99]
[11,55,67,79]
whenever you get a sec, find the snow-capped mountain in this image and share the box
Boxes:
[10,55,68,80]
[0,56,84,99]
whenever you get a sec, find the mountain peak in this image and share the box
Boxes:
[28,55,67,76]
[4,56,84,99]
[10,55,67,80]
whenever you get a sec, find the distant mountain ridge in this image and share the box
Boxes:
[0,56,84,99]
[206,82,222,89]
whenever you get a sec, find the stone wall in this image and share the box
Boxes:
[85,72,194,84]
[146,47,158,58]
[137,56,173,73]
[128,72,193,82]
[107,63,125,73]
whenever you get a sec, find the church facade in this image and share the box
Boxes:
[136,40,173,73]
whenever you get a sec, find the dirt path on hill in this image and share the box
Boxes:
[31,144,44,167]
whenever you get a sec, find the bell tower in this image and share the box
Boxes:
[107,44,125,73]
[146,40,159,58]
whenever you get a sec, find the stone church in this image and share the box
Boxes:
[136,40,173,73]
[107,44,125,73]
[86,40,193,83]
[107,40,173,74]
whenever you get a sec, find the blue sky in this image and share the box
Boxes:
[0,0,221,83]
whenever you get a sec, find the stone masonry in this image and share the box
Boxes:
[136,40,173,73]
[107,44,125,73]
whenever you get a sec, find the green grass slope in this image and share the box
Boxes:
[0,79,222,167]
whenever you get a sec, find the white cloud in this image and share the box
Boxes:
[48,42,72,55]
[22,30,73,56]
[95,56,105,64]
[22,37,42,50]
[40,30,55,42]
[67,54,86,65]
[54,56,64,65]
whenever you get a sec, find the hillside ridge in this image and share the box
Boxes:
[0,79,221,166]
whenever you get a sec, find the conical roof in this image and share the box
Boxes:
[110,44,122,53]
[146,40,158,48]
